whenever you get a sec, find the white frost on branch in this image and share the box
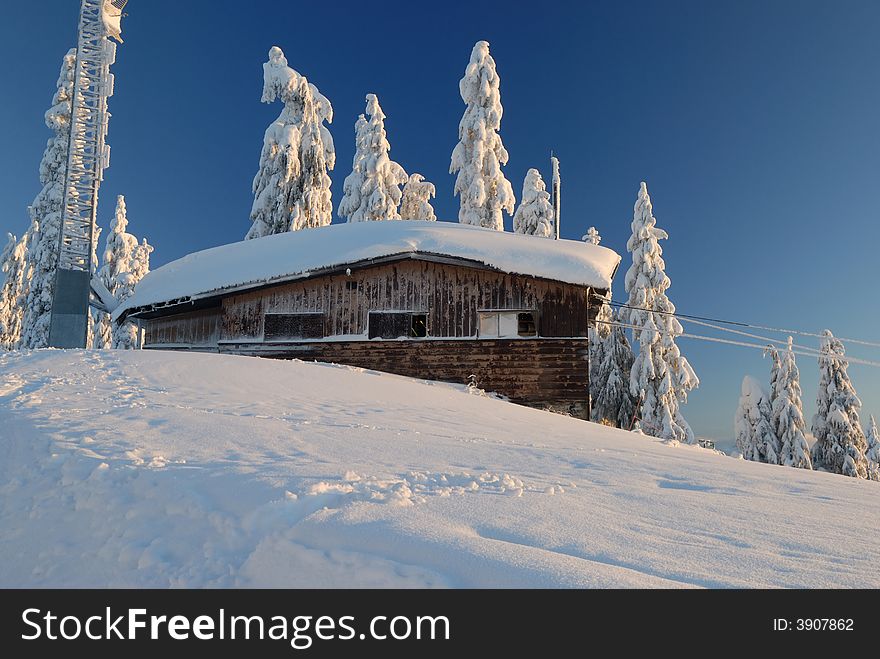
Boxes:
[450,41,515,231]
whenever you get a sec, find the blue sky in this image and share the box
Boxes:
[2,0,878,439]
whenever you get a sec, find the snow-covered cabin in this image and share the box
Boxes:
[115,221,621,418]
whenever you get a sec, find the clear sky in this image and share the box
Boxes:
[1,0,878,440]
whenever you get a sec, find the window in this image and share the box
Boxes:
[478,311,538,338]
[264,313,325,341]
[368,312,428,339]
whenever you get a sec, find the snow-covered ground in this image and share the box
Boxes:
[1,350,877,588]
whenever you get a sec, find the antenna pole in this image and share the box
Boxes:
[551,156,561,240]
[48,1,126,348]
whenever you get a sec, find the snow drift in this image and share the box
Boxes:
[1,350,878,588]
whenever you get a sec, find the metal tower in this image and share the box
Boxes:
[48,0,127,348]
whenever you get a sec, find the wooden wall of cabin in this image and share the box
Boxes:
[219,338,591,419]
[220,260,595,342]
[143,308,221,348]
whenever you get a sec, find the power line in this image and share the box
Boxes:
[600,298,880,350]
[597,318,880,369]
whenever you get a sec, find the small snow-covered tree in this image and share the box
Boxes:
[811,330,868,478]
[20,48,77,349]
[591,308,637,429]
[0,234,29,350]
[582,227,601,245]
[247,46,335,239]
[112,237,153,350]
[735,375,777,463]
[450,41,515,231]
[399,174,437,221]
[864,415,880,482]
[97,196,152,349]
[513,169,554,237]
[622,182,699,443]
[770,339,812,470]
[339,94,408,222]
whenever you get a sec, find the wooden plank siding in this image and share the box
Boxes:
[219,259,594,341]
[143,308,221,348]
[217,338,591,419]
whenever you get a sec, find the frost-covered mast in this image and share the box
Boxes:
[48,0,127,349]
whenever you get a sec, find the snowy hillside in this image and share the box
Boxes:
[1,350,878,588]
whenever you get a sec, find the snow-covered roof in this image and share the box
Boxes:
[115,221,621,320]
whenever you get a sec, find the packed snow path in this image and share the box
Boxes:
[1,351,878,588]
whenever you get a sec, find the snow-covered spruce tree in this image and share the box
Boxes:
[588,294,613,418]
[865,415,880,481]
[582,227,601,245]
[112,237,153,349]
[735,376,777,463]
[20,49,77,349]
[513,169,554,237]
[339,94,408,222]
[771,339,812,469]
[399,174,437,221]
[96,196,147,349]
[591,308,637,429]
[811,330,869,478]
[0,234,29,350]
[622,182,699,443]
[246,47,335,239]
[450,41,515,231]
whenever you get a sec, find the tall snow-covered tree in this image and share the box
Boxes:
[399,174,437,221]
[450,40,515,231]
[246,46,335,239]
[513,169,554,237]
[811,330,868,478]
[339,94,408,222]
[582,227,601,245]
[864,415,880,482]
[770,339,812,469]
[735,376,777,463]
[622,182,699,443]
[20,48,77,349]
[589,294,613,417]
[0,234,28,350]
[591,308,637,429]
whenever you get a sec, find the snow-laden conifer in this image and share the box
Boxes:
[591,307,637,429]
[735,376,777,463]
[450,41,515,231]
[247,47,335,238]
[811,330,868,478]
[864,415,880,482]
[770,339,812,469]
[20,49,76,349]
[339,94,407,222]
[399,174,437,222]
[513,169,554,237]
[622,182,698,442]
[0,234,28,350]
[582,227,601,245]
